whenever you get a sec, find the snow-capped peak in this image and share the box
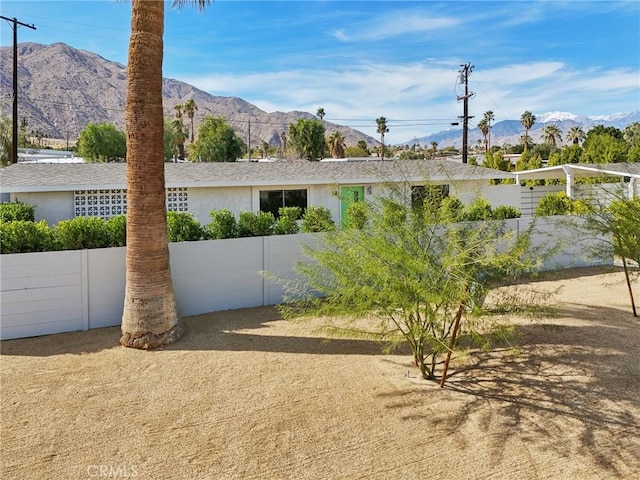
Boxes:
[537,111,579,123]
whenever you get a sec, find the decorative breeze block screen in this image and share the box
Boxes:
[74,188,188,219]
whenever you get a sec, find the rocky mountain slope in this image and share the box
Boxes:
[0,42,376,148]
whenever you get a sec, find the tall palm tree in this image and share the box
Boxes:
[171,118,188,160]
[542,123,562,147]
[483,110,495,151]
[120,0,210,350]
[327,131,346,158]
[280,130,287,159]
[477,118,489,152]
[566,126,586,145]
[376,116,389,160]
[520,111,536,152]
[316,107,325,125]
[183,99,198,142]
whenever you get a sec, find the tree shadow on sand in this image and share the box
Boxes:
[377,303,640,477]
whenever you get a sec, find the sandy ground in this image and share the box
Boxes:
[1,266,639,480]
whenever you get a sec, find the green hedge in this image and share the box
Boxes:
[0,202,35,222]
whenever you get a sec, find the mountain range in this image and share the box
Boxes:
[0,42,376,148]
[1,42,638,151]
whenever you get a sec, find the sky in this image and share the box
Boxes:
[1,0,639,144]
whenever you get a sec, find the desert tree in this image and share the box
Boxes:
[270,176,544,385]
[566,126,586,145]
[542,124,562,147]
[183,98,198,142]
[316,107,325,124]
[484,110,495,151]
[288,118,325,161]
[478,118,489,152]
[120,0,210,350]
[327,130,346,158]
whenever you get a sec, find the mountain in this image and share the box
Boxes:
[409,111,640,149]
[0,42,377,148]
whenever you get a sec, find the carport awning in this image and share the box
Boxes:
[514,163,640,182]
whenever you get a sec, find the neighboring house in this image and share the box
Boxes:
[514,163,640,199]
[0,159,519,226]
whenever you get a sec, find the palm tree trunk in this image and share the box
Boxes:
[121,0,183,349]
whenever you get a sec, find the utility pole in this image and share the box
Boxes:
[457,63,474,164]
[247,119,251,162]
[1,16,36,164]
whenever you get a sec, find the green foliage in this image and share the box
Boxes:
[560,144,583,164]
[77,123,126,162]
[623,122,640,148]
[0,115,12,166]
[492,205,522,220]
[535,192,573,216]
[272,185,541,382]
[238,211,275,237]
[207,209,238,239]
[0,202,35,222]
[167,211,204,242]
[190,115,245,162]
[344,145,369,157]
[288,118,326,161]
[274,207,302,235]
[344,201,368,229]
[106,215,127,247]
[54,217,113,250]
[582,133,629,163]
[462,197,493,221]
[439,196,465,222]
[0,220,55,254]
[300,206,335,232]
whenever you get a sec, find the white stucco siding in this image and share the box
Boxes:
[451,180,521,209]
[188,186,253,224]
[11,191,74,225]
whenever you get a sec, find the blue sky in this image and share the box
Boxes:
[1,0,639,144]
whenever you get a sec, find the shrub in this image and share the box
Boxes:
[238,211,275,237]
[301,206,335,232]
[54,217,112,250]
[535,192,573,216]
[106,215,127,247]
[207,209,238,239]
[462,197,493,221]
[0,202,35,222]
[167,211,204,242]
[344,202,368,230]
[0,220,55,254]
[492,205,521,220]
[274,207,301,235]
[439,196,465,222]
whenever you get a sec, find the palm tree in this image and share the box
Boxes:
[430,141,438,158]
[327,131,346,158]
[376,116,389,160]
[566,126,586,145]
[477,118,489,152]
[542,124,562,147]
[174,103,184,119]
[280,130,287,159]
[171,119,188,160]
[316,107,325,125]
[520,111,536,152]
[483,110,495,151]
[183,99,198,142]
[120,0,210,350]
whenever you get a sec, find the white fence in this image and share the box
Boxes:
[0,218,610,340]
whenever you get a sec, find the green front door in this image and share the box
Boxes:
[340,186,365,226]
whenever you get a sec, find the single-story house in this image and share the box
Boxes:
[0,158,520,226]
[514,163,640,199]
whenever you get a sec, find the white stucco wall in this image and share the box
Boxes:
[11,191,74,225]
[188,186,253,225]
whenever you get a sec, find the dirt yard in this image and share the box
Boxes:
[1,266,639,479]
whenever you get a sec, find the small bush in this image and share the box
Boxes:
[0,202,35,222]
[344,202,368,229]
[301,206,335,232]
[106,215,127,247]
[536,192,572,216]
[0,220,55,254]
[167,211,204,242]
[439,196,465,222]
[274,207,301,235]
[207,209,238,239]
[54,217,112,250]
[462,198,493,221]
[238,211,275,237]
[492,205,521,220]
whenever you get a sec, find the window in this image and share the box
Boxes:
[259,189,308,218]
[411,184,450,209]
